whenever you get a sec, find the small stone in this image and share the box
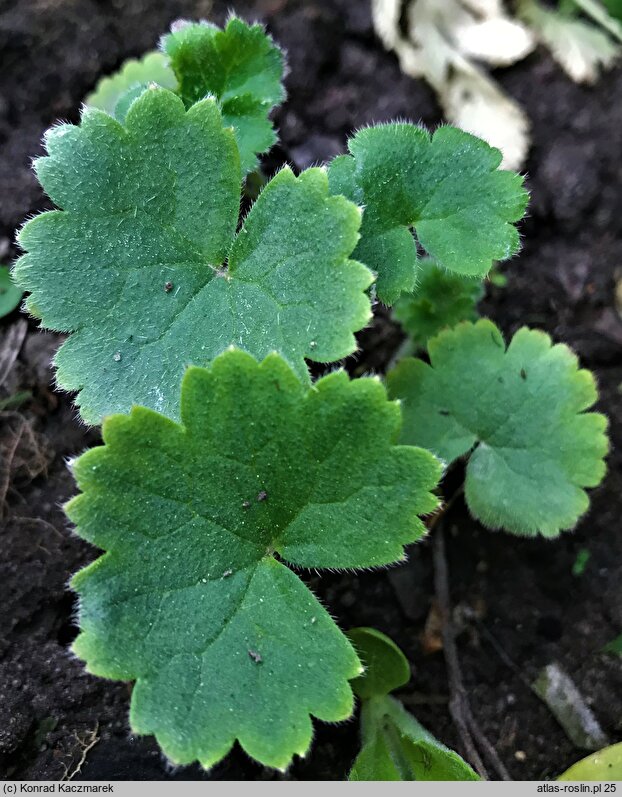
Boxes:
[514,750,527,762]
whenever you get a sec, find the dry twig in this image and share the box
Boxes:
[430,497,511,781]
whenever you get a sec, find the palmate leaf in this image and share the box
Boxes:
[328,124,528,305]
[14,88,372,424]
[85,51,178,118]
[387,320,608,537]
[162,17,285,173]
[67,350,441,770]
[393,257,483,349]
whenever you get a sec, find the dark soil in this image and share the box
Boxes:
[1,0,621,782]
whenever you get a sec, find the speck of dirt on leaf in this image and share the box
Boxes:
[113,352,122,362]
[520,368,527,380]
[242,500,251,509]
[222,569,233,578]
[309,340,317,350]
[257,490,268,502]
[248,650,263,664]
[164,281,174,293]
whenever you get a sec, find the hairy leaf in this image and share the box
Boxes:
[67,350,441,770]
[348,627,411,700]
[393,258,483,349]
[328,123,528,304]
[350,696,479,781]
[85,51,177,118]
[162,17,285,173]
[14,88,372,424]
[0,265,23,318]
[387,320,608,537]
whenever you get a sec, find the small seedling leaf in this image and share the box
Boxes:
[0,265,23,318]
[68,350,441,770]
[162,17,285,173]
[393,258,483,350]
[387,319,608,537]
[328,123,528,304]
[347,627,411,700]
[350,695,479,781]
[85,51,177,118]
[15,89,373,423]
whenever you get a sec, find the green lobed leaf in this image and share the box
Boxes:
[348,627,411,700]
[558,742,622,781]
[387,319,608,537]
[350,696,480,781]
[67,349,441,771]
[85,51,177,118]
[0,265,23,318]
[14,88,373,424]
[393,258,483,350]
[328,124,528,305]
[162,17,285,173]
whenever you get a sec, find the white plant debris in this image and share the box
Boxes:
[517,0,620,84]
[373,0,622,170]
